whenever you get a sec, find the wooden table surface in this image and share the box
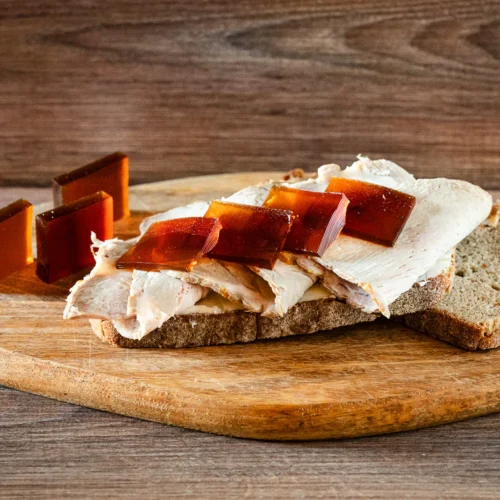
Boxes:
[2,1,500,497]
[1,186,500,499]
[2,385,500,500]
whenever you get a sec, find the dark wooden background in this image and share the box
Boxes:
[2,2,500,498]
[1,0,500,189]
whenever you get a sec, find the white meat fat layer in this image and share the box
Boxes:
[138,183,280,235]
[114,270,204,340]
[140,182,318,316]
[136,157,490,317]
[64,234,205,340]
[63,236,136,320]
[139,201,209,234]
[315,159,492,316]
[224,164,447,316]
[252,260,316,316]
[177,247,455,315]
[296,250,455,313]
[137,187,274,236]
[295,255,377,312]
[78,156,490,326]
[166,258,274,314]
[180,292,245,315]
[226,184,319,315]
[417,251,455,286]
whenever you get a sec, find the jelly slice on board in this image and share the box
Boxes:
[0,199,33,280]
[116,217,222,272]
[53,152,129,220]
[36,191,114,283]
[205,201,294,269]
[263,186,349,256]
[326,177,416,246]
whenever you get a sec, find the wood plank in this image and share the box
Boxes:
[1,1,500,188]
[1,186,498,215]
[1,385,500,499]
[1,174,500,442]
[0,187,51,206]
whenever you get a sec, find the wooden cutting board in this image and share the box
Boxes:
[1,172,500,441]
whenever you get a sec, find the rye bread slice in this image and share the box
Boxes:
[400,202,500,350]
[91,266,452,348]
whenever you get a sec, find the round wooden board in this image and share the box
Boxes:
[1,172,500,441]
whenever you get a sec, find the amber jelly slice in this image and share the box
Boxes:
[326,177,416,246]
[0,199,33,280]
[263,186,349,256]
[116,217,222,272]
[53,152,129,220]
[205,201,294,270]
[36,191,113,283]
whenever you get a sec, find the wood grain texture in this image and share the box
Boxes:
[1,386,500,500]
[1,173,500,442]
[0,187,51,206]
[1,1,500,188]
[2,187,499,208]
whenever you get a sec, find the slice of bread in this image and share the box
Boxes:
[400,202,500,350]
[91,265,453,348]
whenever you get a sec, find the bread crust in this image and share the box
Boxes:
[400,203,500,351]
[91,270,451,348]
[400,310,500,350]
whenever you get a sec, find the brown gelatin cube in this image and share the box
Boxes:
[204,201,293,269]
[53,152,129,220]
[36,191,113,283]
[263,186,349,256]
[326,177,416,246]
[116,217,222,272]
[0,199,33,280]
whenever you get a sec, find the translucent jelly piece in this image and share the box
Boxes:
[36,191,113,283]
[53,152,129,220]
[326,177,416,246]
[263,186,349,256]
[0,199,33,280]
[116,217,222,272]
[205,201,293,270]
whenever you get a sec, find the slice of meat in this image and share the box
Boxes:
[295,255,377,312]
[139,184,275,237]
[224,184,320,316]
[64,235,136,320]
[297,251,456,314]
[115,270,205,339]
[139,201,210,234]
[143,183,317,316]
[222,184,273,206]
[314,158,492,316]
[73,156,489,329]
[179,291,245,315]
[64,271,133,320]
[252,260,316,316]
[166,258,274,313]
[64,234,205,340]
[333,156,415,189]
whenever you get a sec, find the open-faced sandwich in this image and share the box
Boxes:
[63,156,498,349]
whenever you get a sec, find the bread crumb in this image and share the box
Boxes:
[282,168,305,181]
